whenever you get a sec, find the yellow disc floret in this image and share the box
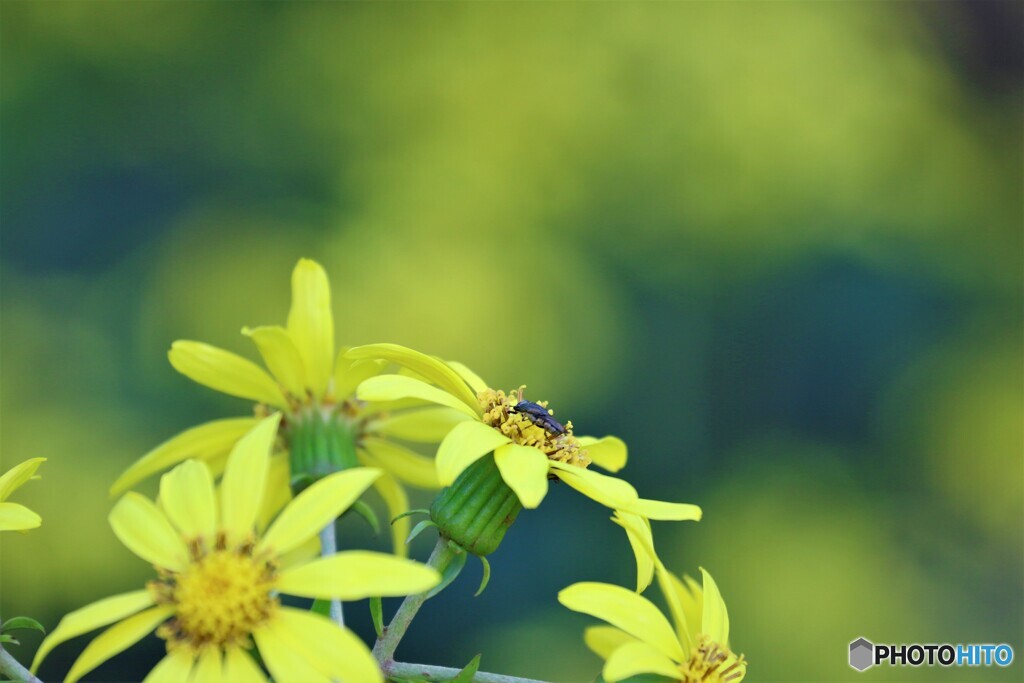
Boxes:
[478,386,590,468]
[678,635,747,683]
[150,539,278,653]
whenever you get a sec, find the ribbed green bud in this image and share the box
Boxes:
[430,454,522,556]
[286,407,360,493]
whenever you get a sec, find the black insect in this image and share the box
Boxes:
[510,388,567,435]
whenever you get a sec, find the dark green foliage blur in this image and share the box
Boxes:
[1,2,1021,681]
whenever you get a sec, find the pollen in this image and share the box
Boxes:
[677,635,747,683]
[478,387,591,468]
[149,540,279,653]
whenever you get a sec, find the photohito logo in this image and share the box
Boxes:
[849,637,1014,671]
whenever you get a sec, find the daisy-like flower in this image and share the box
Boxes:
[35,416,440,683]
[111,259,464,554]
[560,513,746,683]
[0,458,46,532]
[346,344,701,556]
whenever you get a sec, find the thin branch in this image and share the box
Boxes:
[385,660,551,683]
[319,522,344,627]
[0,645,42,683]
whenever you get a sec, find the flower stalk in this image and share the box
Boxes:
[383,660,550,683]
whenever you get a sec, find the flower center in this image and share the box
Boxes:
[478,387,590,468]
[150,540,278,653]
[678,635,747,683]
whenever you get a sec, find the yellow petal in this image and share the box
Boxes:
[244,326,308,399]
[578,436,627,472]
[333,356,388,401]
[169,341,287,408]
[357,375,479,419]
[368,408,473,443]
[614,511,655,593]
[272,608,382,683]
[369,471,410,558]
[258,468,382,557]
[0,457,45,502]
[603,641,683,681]
[32,590,154,673]
[257,452,293,532]
[286,259,334,398]
[143,649,195,683]
[278,533,322,572]
[159,460,216,541]
[700,567,730,646]
[190,646,224,683]
[346,344,481,414]
[493,444,549,509]
[65,606,173,683]
[109,492,188,571]
[254,625,330,683]
[558,582,684,662]
[222,647,266,683]
[622,498,703,522]
[110,418,257,497]
[669,571,701,651]
[360,438,438,489]
[0,502,41,531]
[220,415,280,544]
[548,461,639,509]
[436,420,511,485]
[276,550,440,600]
[445,360,488,394]
[584,626,639,659]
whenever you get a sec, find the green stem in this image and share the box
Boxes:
[384,660,551,683]
[0,645,42,683]
[318,523,344,627]
[372,537,457,664]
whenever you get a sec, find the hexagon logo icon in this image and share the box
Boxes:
[850,637,874,671]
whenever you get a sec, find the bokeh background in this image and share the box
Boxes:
[2,2,1021,681]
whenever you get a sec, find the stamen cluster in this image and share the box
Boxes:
[478,387,591,468]
[678,635,746,683]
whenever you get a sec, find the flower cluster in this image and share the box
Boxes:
[8,259,745,683]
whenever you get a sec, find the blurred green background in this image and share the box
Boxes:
[1,2,1021,681]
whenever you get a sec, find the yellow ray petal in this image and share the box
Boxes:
[357,375,479,419]
[493,444,550,509]
[436,420,511,485]
[272,608,382,683]
[700,567,730,646]
[584,626,639,659]
[32,590,154,673]
[603,641,683,681]
[360,438,438,489]
[445,360,488,394]
[368,407,473,443]
[0,457,45,502]
[346,344,481,414]
[257,452,293,533]
[277,533,322,572]
[220,415,279,544]
[622,498,702,522]
[65,606,173,683]
[109,493,188,571]
[578,436,627,472]
[548,461,639,509]
[369,470,410,558]
[222,647,266,683]
[276,550,440,600]
[286,259,334,398]
[258,468,381,557]
[613,511,655,593]
[169,341,287,408]
[0,502,41,531]
[244,326,307,399]
[190,646,224,683]
[254,625,330,683]
[110,418,257,497]
[159,460,216,542]
[142,648,195,683]
[558,582,685,662]
[333,356,388,401]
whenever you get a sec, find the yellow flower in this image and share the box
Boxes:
[0,458,45,532]
[560,513,746,683]
[111,259,466,554]
[35,416,440,683]
[348,343,701,520]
